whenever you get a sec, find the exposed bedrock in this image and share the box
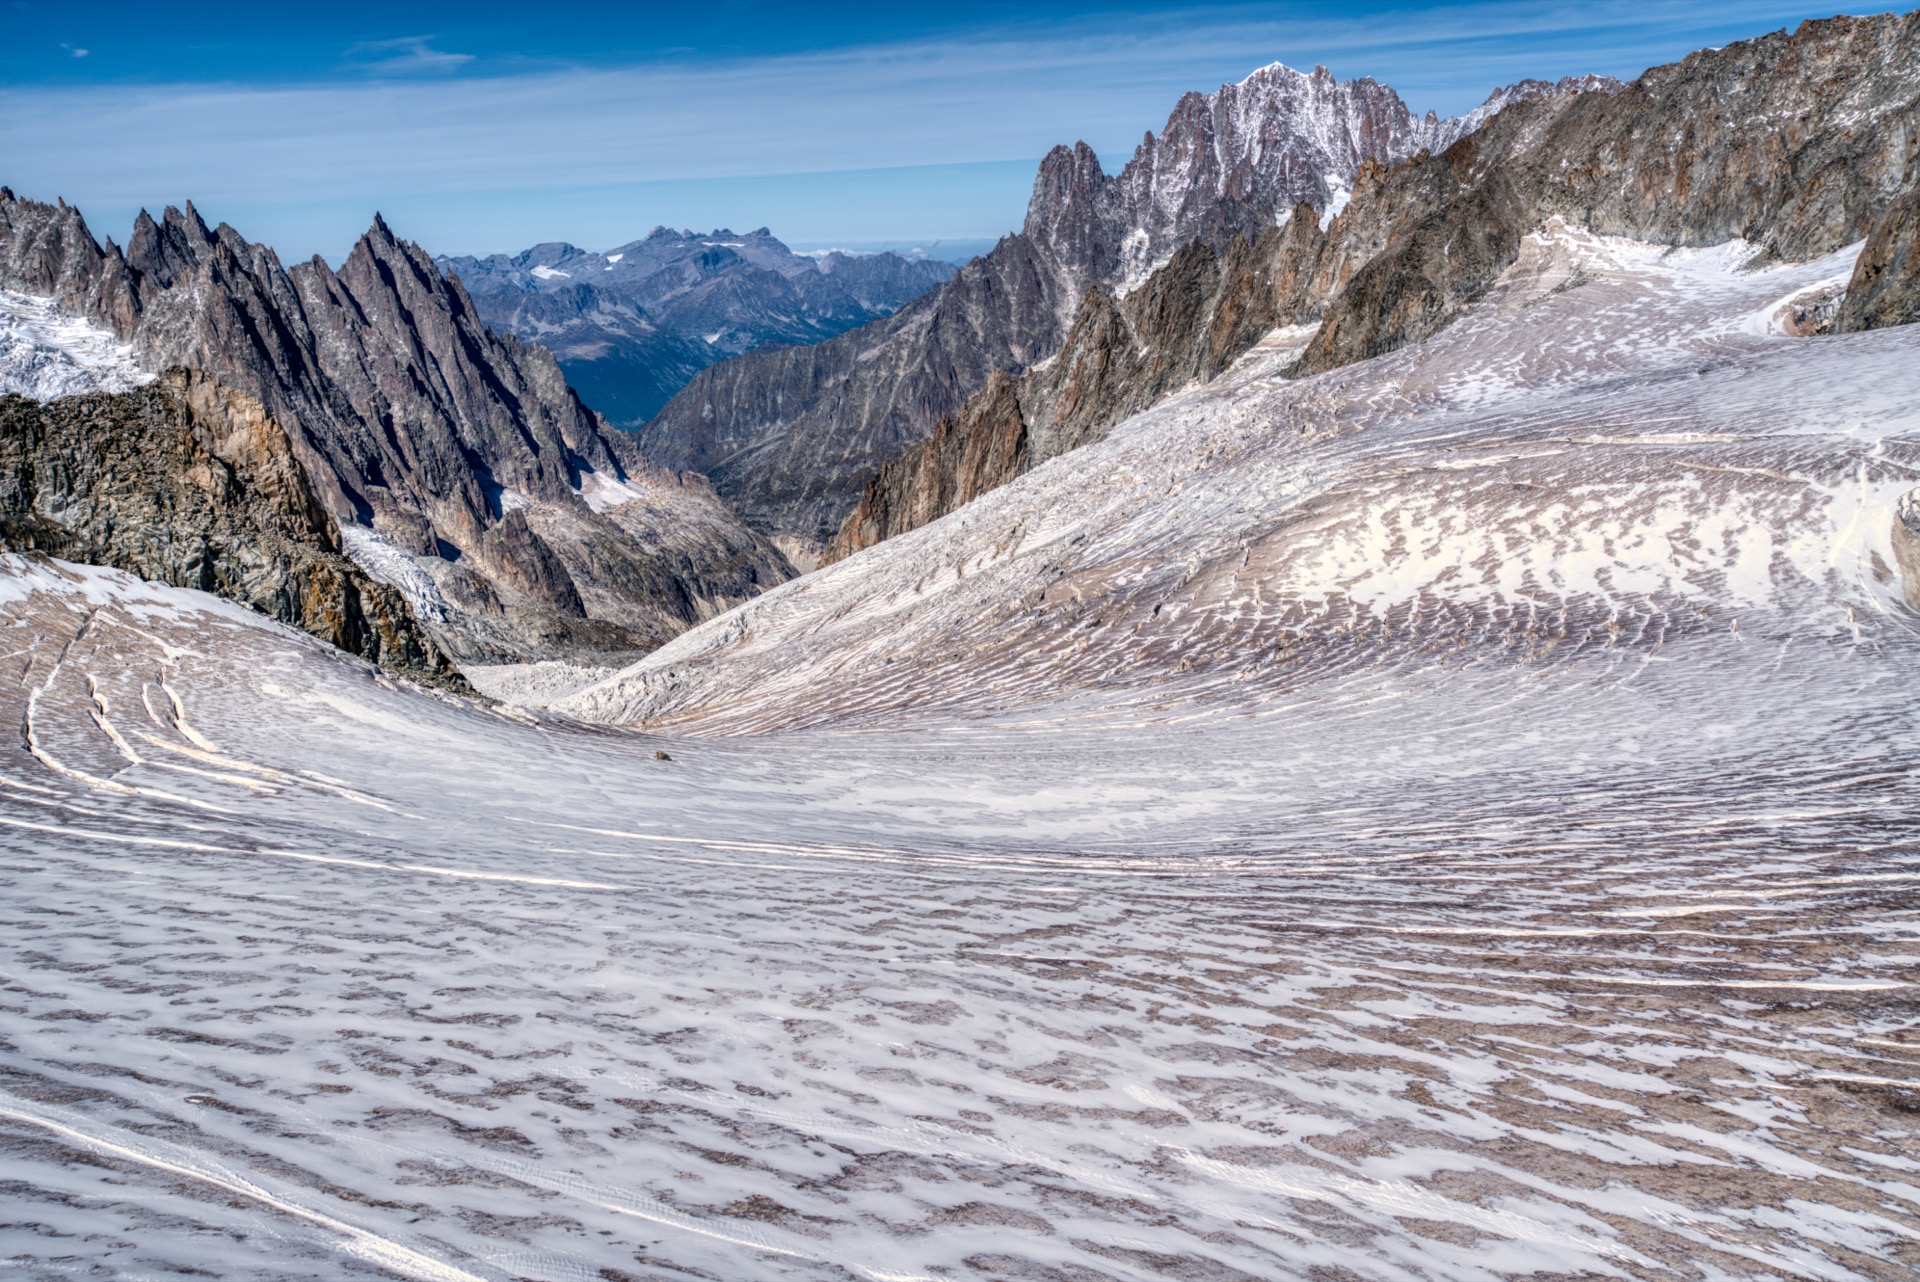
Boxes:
[829,217,1331,561]
[1839,190,1920,332]
[0,369,461,685]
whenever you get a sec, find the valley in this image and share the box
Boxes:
[1,9,1918,1281]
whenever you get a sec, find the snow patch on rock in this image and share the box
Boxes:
[0,289,152,401]
[338,524,449,623]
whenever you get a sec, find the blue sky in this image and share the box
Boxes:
[0,1,1888,262]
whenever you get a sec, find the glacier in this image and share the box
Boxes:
[0,288,152,401]
[2,223,1919,1281]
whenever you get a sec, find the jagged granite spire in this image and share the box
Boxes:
[0,195,793,661]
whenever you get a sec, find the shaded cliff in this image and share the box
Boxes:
[831,13,1920,563]
[0,368,461,686]
[1839,190,1920,333]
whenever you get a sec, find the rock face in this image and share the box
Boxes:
[1021,69,1615,294]
[1297,14,1920,377]
[0,193,793,662]
[637,69,1617,548]
[0,368,460,685]
[1839,191,1920,332]
[829,221,1329,561]
[832,14,1920,561]
[439,229,954,426]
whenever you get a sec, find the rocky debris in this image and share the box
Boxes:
[833,14,1920,560]
[0,368,461,686]
[638,69,1602,547]
[1838,190,1920,332]
[0,194,793,662]
[439,228,953,426]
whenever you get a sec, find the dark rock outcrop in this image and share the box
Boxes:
[638,67,1602,548]
[1839,191,1920,332]
[0,368,461,686]
[0,194,793,662]
[830,13,1920,562]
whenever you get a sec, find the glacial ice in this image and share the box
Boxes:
[0,288,152,401]
[3,223,1919,1281]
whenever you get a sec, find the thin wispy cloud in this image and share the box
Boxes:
[57,42,86,58]
[344,35,473,76]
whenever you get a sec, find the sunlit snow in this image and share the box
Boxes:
[3,222,1919,1281]
[0,288,152,401]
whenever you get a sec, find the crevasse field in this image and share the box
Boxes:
[3,229,1919,1281]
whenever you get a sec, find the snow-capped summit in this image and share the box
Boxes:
[1023,63,1622,292]
[639,58,1622,546]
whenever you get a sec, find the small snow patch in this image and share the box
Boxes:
[531,265,571,281]
[338,525,448,623]
[577,471,646,514]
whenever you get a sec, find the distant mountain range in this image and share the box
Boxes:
[1,17,1912,680]
[438,229,954,426]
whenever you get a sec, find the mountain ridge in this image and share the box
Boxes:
[439,227,953,426]
[636,66,1620,549]
[828,14,1920,563]
[0,192,793,662]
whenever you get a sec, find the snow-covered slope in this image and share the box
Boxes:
[2,234,1917,1278]
[0,287,152,400]
[4,496,1919,1278]
[559,225,1919,733]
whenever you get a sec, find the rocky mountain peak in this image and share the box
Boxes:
[1018,59,1588,298]
[0,188,798,661]
[641,53,1623,546]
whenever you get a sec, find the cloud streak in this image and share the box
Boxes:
[343,35,474,76]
